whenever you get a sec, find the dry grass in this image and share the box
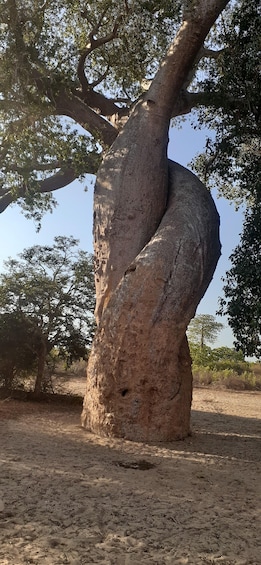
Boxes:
[193,365,261,391]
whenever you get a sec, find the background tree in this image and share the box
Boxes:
[189,343,248,373]
[0,312,38,390]
[0,0,260,439]
[0,237,95,394]
[191,0,260,206]
[187,314,224,349]
[218,202,261,358]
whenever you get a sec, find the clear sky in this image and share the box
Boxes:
[0,120,244,348]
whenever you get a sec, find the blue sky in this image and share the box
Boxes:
[0,121,244,348]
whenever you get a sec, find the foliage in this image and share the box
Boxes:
[0,311,38,388]
[218,201,261,358]
[191,0,261,206]
[187,314,224,348]
[192,366,261,391]
[58,329,92,368]
[0,236,95,392]
[189,343,260,390]
[0,0,182,217]
[0,1,260,217]
[189,343,249,373]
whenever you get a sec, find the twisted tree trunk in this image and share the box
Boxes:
[81,2,226,441]
[82,161,220,441]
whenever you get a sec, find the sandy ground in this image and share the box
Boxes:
[0,384,260,565]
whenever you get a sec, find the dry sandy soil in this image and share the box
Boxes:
[0,382,260,565]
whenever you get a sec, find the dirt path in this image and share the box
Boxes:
[0,388,260,565]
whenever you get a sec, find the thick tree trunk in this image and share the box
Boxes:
[82,162,221,441]
[82,2,227,441]
[92,2,228,323]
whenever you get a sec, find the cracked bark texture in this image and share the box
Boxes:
[82,161,221,441]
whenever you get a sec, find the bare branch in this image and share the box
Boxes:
[0,193,17,214]
[111,97,132,105]
[181,44,223,92]
[32,168,78,194]
[73,87,129,121]
[171,90,210,117]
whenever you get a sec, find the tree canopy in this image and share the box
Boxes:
[0,236,95,391]
[218,202,261,358]
[0,0,260,218]
[187,314,224,348]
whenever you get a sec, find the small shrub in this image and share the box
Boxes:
[223,375,246,390]
[70,358,87,377]
[192,367,213,386]
[212,360,251,375]
[192,366,261,391]
[250,363,261,378]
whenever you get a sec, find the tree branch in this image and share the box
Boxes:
[54,90,118,146]
[89,13,123,50]
[181,44,225,94]
[4,162,61,174]
[200,46,225,59]
[171,89,254,118]
[77,9,123,93]
[146,0,230,116]
[76,9,129,122]
[0,165,94,214]
[89,66,110,89]
[6,0,120,146]
[73,86,130,121]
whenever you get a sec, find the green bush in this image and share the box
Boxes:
[209,359,251,375]
[189,343,250,373]
[192,366,261,390]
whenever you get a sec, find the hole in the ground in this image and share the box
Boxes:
[121,389,129,397]
[115,460,156,471]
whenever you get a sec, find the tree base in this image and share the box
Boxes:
[81,337,192,442]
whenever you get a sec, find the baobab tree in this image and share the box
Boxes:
[1,1,259,440]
